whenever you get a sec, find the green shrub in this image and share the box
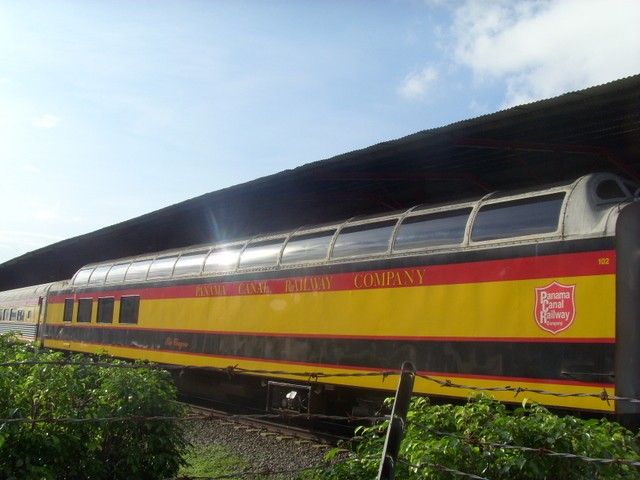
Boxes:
[0,334,188,479]
[313,395,640,479]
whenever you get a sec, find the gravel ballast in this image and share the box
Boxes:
[185,418,344,478]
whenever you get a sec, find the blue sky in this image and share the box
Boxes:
[1,0,639,264]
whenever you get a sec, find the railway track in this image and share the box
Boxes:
[181,397,360,477]
[183,399,356,447]
[183,403,356,479]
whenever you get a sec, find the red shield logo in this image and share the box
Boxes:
[534,281,576,335]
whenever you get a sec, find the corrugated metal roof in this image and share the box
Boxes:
[2,74,639,289]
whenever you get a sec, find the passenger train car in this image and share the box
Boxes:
[3,173,640,424]
[0,283,52,342]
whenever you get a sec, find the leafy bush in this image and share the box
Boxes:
[0,334,188,479]
[313,395,640,479]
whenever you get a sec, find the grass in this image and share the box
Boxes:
[179,441,313,479]
[179,443,251,477]
[178,422,316,479]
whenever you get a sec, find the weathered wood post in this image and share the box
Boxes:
[377,361,415,480]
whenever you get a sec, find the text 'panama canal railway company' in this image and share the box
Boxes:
[194,267,429,297]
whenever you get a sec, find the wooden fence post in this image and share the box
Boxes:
[377,361,415,480]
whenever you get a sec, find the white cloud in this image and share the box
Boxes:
[32,208,60,222]
[27,202,81,224]
[450,0,640,106]
[398,65,439,100]
[32,114,61,129]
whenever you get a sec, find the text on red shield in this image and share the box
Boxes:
[534,281,576,334]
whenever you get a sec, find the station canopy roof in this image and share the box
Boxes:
[2,74,639,289]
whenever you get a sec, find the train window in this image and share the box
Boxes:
[624,182,638,196]
[17,310,24,321]
[332,220,397,258]
[147,255,178,279]
[73,268,94,287]
[394,208,471,251]
[119,296,140,325]
[10,309,17,321]
[77,299,93,323]
[125,260,153,282]
[596,179,627,201]
[471,193,565,242]
[239,240,284,269]
[97,297,114,324]
[173,250,208,276]
[203,246,242,274]
[106,263,130,283]
[63,299,74,323]
[88,265,111,286]
[282,231,335,264]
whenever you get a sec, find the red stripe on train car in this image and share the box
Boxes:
[48,250,616,303]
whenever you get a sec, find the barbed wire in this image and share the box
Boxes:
[0,414,195,425]
[409,420,640,469]
[3,359,639,406]
[229,365,397,382]
[398,459,492,480]
[3,406,640,478]
[414,373,640,405]
[4,408,640,470]
[0,359,161,369]
[0,359,397,380]
[4,348,640,478]
[0,411,378,426]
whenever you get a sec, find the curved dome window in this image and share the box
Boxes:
[204,246,243,274]
[72,268,94,287]
[395,208,470,251]
[173,251,209,276]
[239,240,284,268]
[472,193,565,242]
[596,179,628,201]
[282,231,335,264]
[106,263,130,283]
[147,256,178,279]
[125,260,152,282]
[332,220,396,258]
